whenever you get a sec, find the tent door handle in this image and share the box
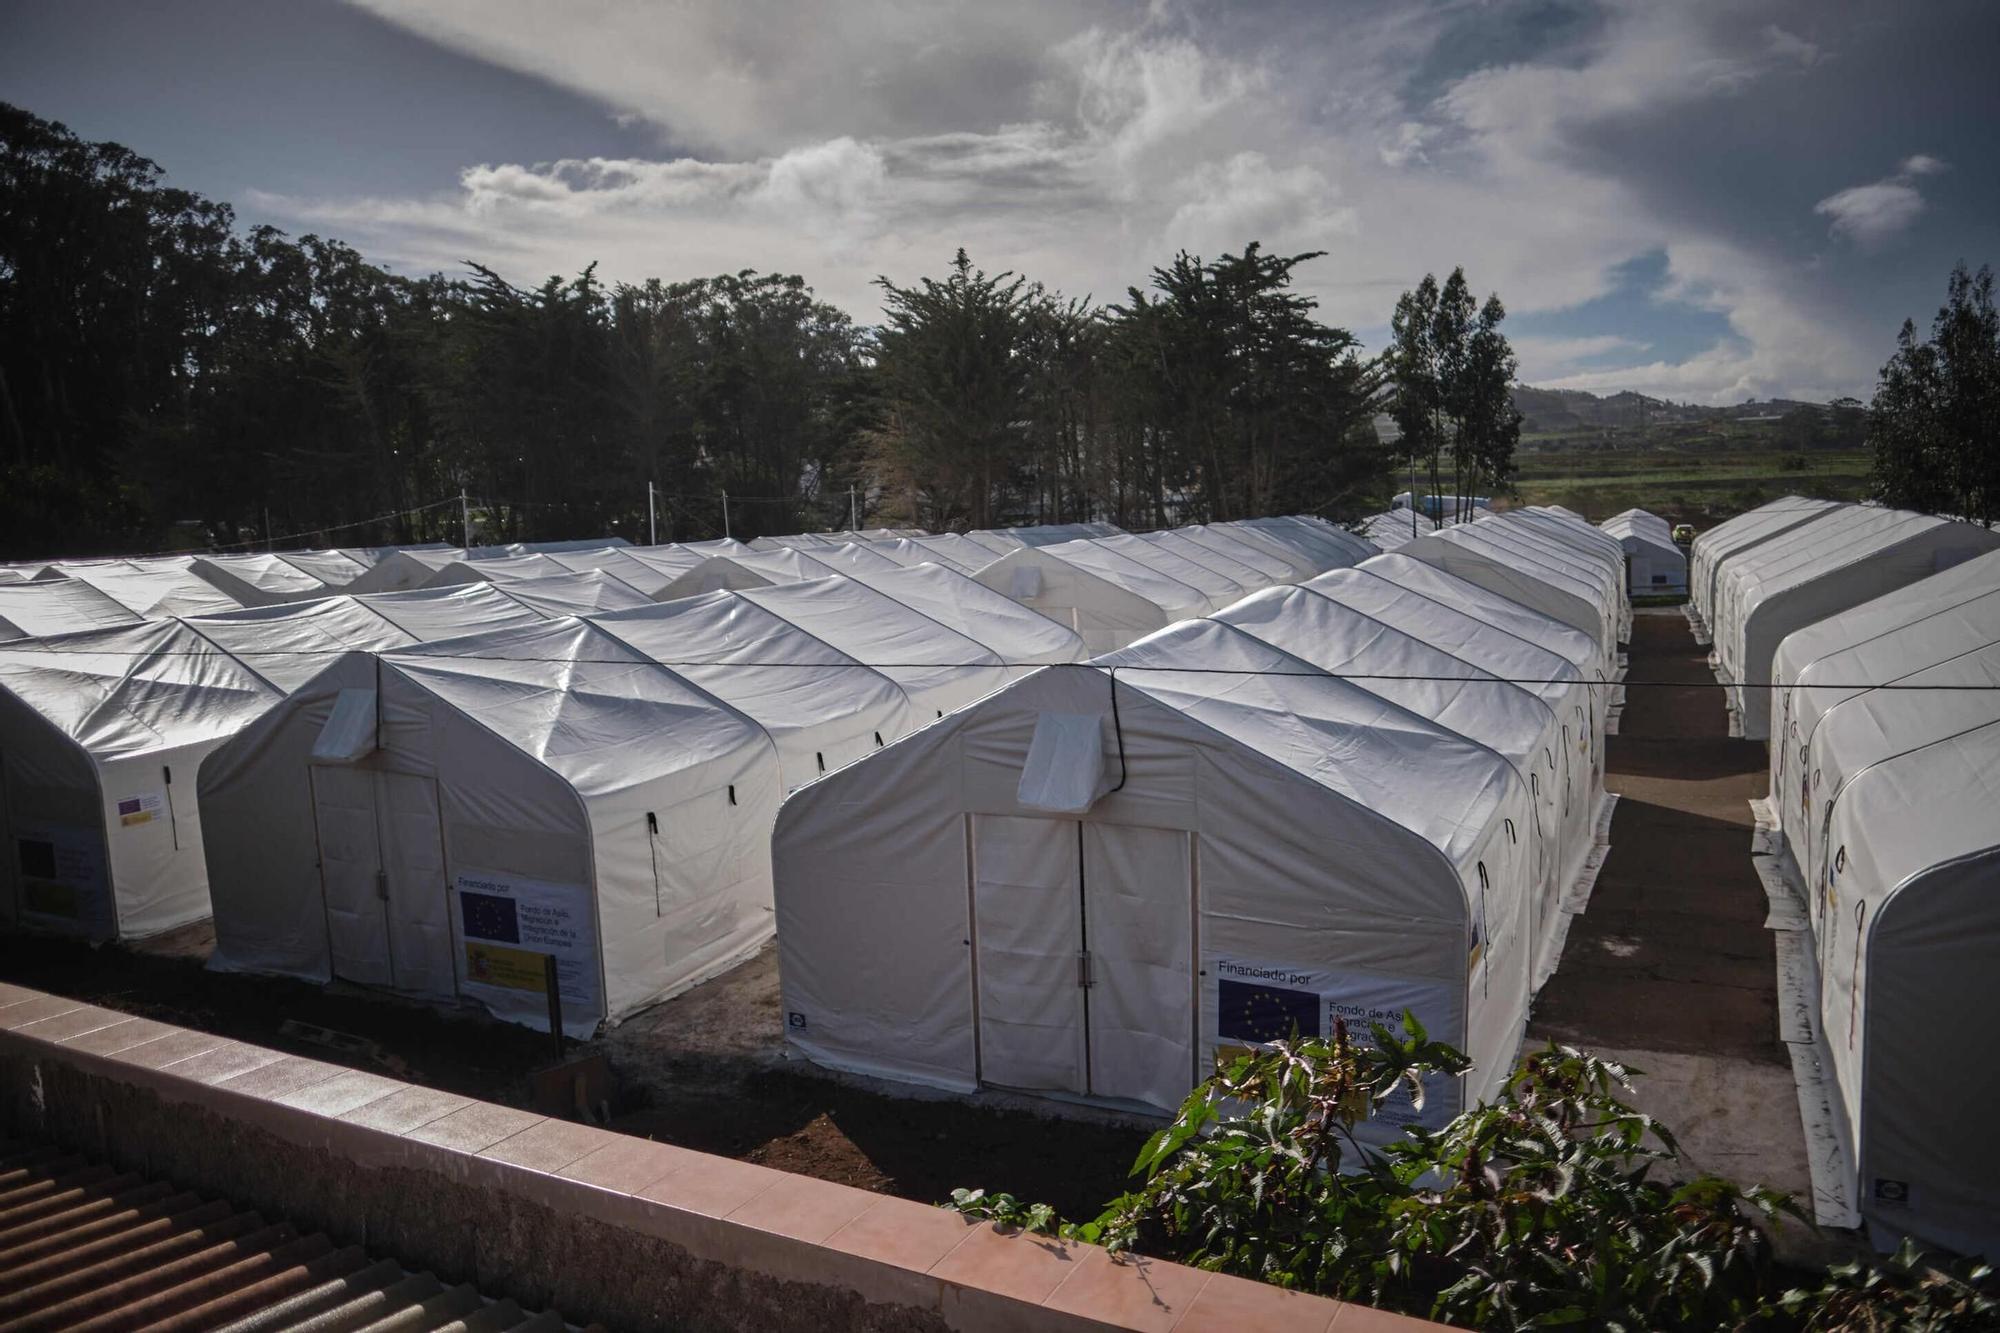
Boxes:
[1076,950,1094,989]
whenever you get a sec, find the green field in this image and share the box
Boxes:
[1506,446,1872,527]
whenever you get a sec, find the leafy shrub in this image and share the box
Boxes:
[952,1016,1794,1329]
[1773,1238,1998,1331]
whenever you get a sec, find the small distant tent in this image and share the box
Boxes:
[1601,509,1688,596]
[0,580,146,642]
[832,561,1086,674]
[1713,506,2000,738]
[773,617,1535,1120]
[655,548,838,601]
[1491,509,1632,642]
[200,618,782,1035]
[1400,523,1618,673]
[0,622,281,940]
[736,576,1010,720]
[1689,497,1845,625]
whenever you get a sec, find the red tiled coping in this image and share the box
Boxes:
[0,982,1442,1332]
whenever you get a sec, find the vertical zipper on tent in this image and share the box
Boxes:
[162,765,180,851]
[647,811,662,917]
[1076,820,1093,1096]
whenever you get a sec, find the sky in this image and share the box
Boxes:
[4,0,1995,404]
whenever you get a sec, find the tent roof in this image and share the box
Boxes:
[1098,617,1518,866]
[1361,553,1602,678]
[1725,507,1954,614]
[590,592,912,747]
[809,542,905,575]
[190,553,337,602]
[1213,586,1555,774]
[430,553,573,586]
[543,547,677,596]
[63,563,245,618]
[181,597,417,691]
[356,583,550,642]
[488,569,654,616]
[834,561,1085,665]
[1167,525,1299,583]
[0,579,146,641]
[388,618,762,798]
[1138,529,1276,594]
[0,619,280,758]
[1405,522,1612,648]
[1039,539,1208,620]
[1091,533,1248,610]
[907,533,1002,571]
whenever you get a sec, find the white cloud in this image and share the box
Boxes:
[1815,153,1947,247]
[1513,334,1651,380]
[280,0,1889,404]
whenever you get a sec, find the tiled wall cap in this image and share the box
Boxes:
[0,983,1447,1331]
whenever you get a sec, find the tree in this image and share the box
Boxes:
[1384,267,1522,524]
[1869,262,2000,526]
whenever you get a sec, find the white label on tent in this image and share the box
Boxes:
[1212,958,1458,1130]
[114,791,164,828]
[14,821,113,937]
[455,869,598,1014]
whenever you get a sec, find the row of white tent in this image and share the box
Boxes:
[0,515,1359,957]
[1688,497,2000,737]
[1757,538,2000,1260]
[775,512,1629,1127]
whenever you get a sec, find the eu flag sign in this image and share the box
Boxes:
[1218,978,1320,1043]
[459,891,520,944]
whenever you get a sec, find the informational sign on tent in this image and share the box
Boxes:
[14,821,113,938]
[114,791,164,827]
[455,869,598,1015]
[1211,957,1459,1129]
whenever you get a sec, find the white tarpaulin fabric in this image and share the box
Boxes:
[1168,525,1301,584]
[0,580,146,641]
[0,621,282,941]
[906,533,1005,571]
[1690,497,1845,624]
[200,618,781,1036]
[1400,522,1618,673]
[973,546,1184,654]
[61,561,246,619]
[482,570,654,616]
[590,593,917,791]
[774,615,1534,1120]
[1016,712,1112,813]
[1090,533,1250,611]
[809,542,907,576]
[344,549,470,594]
[542,547,679,598]
[1602,509,1688,596]
[1713,506,2000,738]
[737,575,1011,721]
[834,561,1085,673]
[655,548,839,600]
[189,553,342,606]
[1224,517,1376,572]
[1037,540,1210,621]
[425,553,574,587]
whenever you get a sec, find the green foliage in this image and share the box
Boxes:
[1385,267,1523,525]
[1869,262,2000,527]
[1772,1238,1998,1331]
[949,1020,1836,1330]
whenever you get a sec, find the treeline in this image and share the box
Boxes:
[1870,261,2000,528]
[0,103,1399,557]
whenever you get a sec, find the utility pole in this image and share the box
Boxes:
[849,484,858,532]
[461,489,471,550]
[721,490,730,540]
[648,482,657,546]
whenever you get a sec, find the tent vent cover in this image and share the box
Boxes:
[1018,712,1110,814]
[311,689,379,763]
[1009,566,1043,598]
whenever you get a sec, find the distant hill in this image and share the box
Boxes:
[1511,385,1825,435]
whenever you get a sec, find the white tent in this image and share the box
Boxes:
[773,617,1535,1120]
[1712,506,2000,738]
[1790,634,2000,1259]
[200,618,781,1036]
[1168,525,1302,585]
[541,547,679,598]
[276,549,373,588]
[1089,533,1250,611]
[590,594,916,791]
[1300,567,1606,966]
[183,598,425,692]
[1768,549,2000,880]
[0,580,145,641]
[0,622,282,940]
[485,569,654,616]
[189,553,345,606]
[972,545,1194,654]
[907,533,1006,572]
[655,548,839,600]
[859,537,972,572]
[1214,586,1570,984]
[1481,512,1630,642]
[1225,517,1376,572]
[736,576,1010,721]
[60,561,246,618]
[1037,540,1211,618]
[806,542,907,577]
[425,553,575,588]
[829,561,1086,674]
[1601,509,1688,596]
[1133,529,1279,597]
[350,583,550,643]
[1689,497,1846,626]
[1359,553,1612,753]
[1399,523,1618,674]
[344,548,469,594]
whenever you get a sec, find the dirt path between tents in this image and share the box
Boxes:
[1529,609,1827,1261]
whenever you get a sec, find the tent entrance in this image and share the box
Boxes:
[309,766,455,999]
[969,815,1195,1114]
